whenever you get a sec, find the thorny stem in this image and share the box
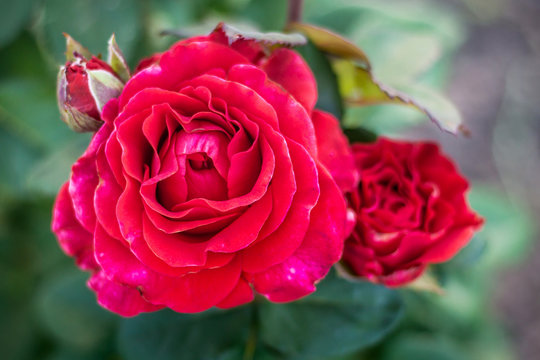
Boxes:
[287,0,304,24]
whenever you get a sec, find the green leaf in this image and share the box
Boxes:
[296,41,343,120]
[45,348,111,360]
[300,1,466,134]
[343,127,377,143]
[334,60,464,134]
[343,104,423,136]
[258,271,404,359]
[107,34,130,82]
[0,298,36,360]
[219,23,306,46]
[118,306,252,360]
[288,23,371,69]
[290,23,464,135]
[64,33,92,62]
[36,270,117,349]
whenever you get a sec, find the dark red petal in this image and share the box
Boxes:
[94,147,124,240]
[68,123,112,232]
[216,276,254,309]
[253,121,296,239]
[420,222,482,264]
[88,271,163,317]
[134,53,162,74]
[130,226,235,277]
[96,222,234,315]
[116,111,151,182]
[241,140,319,273]
[251,164,347,301]
[227,131,265,198]
[143,257,243,313]
[184,74,280,131]
[95,223,159,285]
[312,110,359,192]
[65,63,100,119]
[378,264,426,287]
[228,64,318,158]
[101,97,119,124]
[142,214,211,267]
[116,175,146,245]
[205,191,273,253]
[51,183,98,270]
[207,24,266,63]
[378,232,431,269]
[262,48,317,113]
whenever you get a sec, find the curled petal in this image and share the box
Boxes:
[88,271,163,317]
[312,110,359,192]
[242,140,320,273]
[216,276,254,309]
[262,48,317,113]
[228,64,318,157]
[143,257,243,313]
[69,122,113,232]
[52,183,98,270]
[252,165,347,301]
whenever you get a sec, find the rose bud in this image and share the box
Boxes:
[57,54,124,132]
[343,138,483,287]
[51,24,356,316]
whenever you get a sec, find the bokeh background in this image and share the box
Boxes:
[0,0,538,359]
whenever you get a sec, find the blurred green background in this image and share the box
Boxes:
[1,0,539,359]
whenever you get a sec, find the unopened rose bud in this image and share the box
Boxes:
[57,55,124,132]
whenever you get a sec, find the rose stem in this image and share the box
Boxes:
[287,0,304,24]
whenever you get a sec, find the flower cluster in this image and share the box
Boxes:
[52,24,482,316]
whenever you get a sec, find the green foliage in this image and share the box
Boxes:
[118,307,252,360]
[36,271,117,349]
[259,272,404,359]
[303,0,466,135]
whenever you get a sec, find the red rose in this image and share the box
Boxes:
[57,55,124,132]
[52,25,356,315]
[343,138,483,286]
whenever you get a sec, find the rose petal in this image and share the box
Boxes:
[143,214,211,267]
[143,257,243,313]
[251,165,346,301]
[228,64,318,158]
[420,222,482,264]
[52,183,98,270]
[69,122,112,232]
[241,139,319,273]
[312,110,359,192]
[88,271,163,317]
[95,147,124,240]
[216,276,254,309]
[262,48,317,113]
